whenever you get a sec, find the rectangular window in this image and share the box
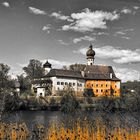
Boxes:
[69,83,72,86]
[73,83,75,86]
[61,82,64,85]
[57,82,60,85]
[96,89,98,92]
[78,83,82,87]
[96,84,98,87]
[65,82,68,85]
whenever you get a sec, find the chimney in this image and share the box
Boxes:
[110,73,113,78]
[81,71,85,77]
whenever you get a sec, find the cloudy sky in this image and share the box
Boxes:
[0,0,140,82]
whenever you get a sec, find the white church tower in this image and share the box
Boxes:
[43,60,52,75]
[86,44,95,65]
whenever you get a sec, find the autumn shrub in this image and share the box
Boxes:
[97,96,117,112]
[122,92,140,111]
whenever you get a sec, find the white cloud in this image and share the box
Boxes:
[92,32,109,36]
[42,24,52,33]
[29,7,47,15]
[9,74,18,80]
[17,59,72,72]
[114,67,140,82]
[121,8,132,14]
[41,59,72,68]
[74,46,140,64]
[73,36,96,44]
[58,40,69,46]
[133,6,139,10]
[123,28,134,32]
[62,8,119,32]
[114,28,134,38]
[51,12,73,22]
[121,7,139,15]
[2,2,10,7]
[114,31,126,36]
[97,32,109,36]
[17,63,28,68]
[121,36,130,40]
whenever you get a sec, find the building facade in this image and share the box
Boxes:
[33,44,121,97]
[84,45,120,96]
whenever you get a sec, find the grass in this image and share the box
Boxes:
[46,123,140,140]
[0,120,139,140]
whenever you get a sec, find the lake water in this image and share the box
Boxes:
[4,110,140,130]
[4,111,62,128]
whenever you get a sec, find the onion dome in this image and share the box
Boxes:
[86,44,95,59]
[43,60,52,68]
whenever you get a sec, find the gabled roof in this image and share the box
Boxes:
[33,79,52,84]
[84,65,120,81]
[44,69,83,79]
[84,73,111,80]
[85,65,113,74]
[43,65,120,81]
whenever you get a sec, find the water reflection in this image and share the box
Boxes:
[4,111,140,130]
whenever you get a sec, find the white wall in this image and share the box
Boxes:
[33,77,85,97]
[87,59,94,65]
[37,87,45,97]
[116,82,120,89]
[44,67,51,75]
[50,77,85,94]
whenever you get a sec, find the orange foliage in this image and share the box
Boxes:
[0,121,139,140]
